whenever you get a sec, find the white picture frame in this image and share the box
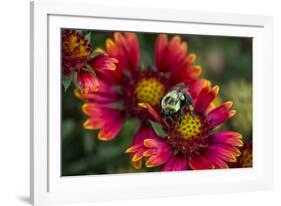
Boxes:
[30,0,273,205]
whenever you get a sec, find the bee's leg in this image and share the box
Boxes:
[162,111,170,127]
[183,93,195,119]
[163,118,169,127]
[179,107,185,124]
[165,116,174,126]
[168,116,174,125]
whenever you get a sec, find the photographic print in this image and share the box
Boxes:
[61,29,252,176]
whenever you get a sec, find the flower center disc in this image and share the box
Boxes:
[239,147,252,167]
[64,33,91,59]
[134,78,165,106]
[176,112,202,141]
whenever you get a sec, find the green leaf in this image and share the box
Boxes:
[149,120,167,137]
[73,72,81,90]
[62,74,73,92]
[82,65,97,76]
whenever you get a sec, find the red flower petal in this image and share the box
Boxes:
[171,64,202,85]
[210,131,243,147]
[162,156,187,171]
[138,103,162,123]
[124,32,139,71]
[155,35,188,73]
[98,118,124,141]
[106,32,139,72]
[207,144,240,163]
[203,149,229,169]
[79,92,119,105]
[136,126,156,144]
[143,148,157,157]
[82,103,124,141]
[126,144,141,153]
[143,138,158,148]
[189,155,215,170]
[194,85,219,114]
[88,53,121,84]
[76,80,120,104]
[77,70,100,94]
[188,79,211,102]
[218,144,241,157]
[183,65,202,84]
[155,34,168,70]
[83,118,104,129]
[166,36,188,70]
[143,138,172,168]
[126,126,157,169]
[89,53,118,71]
[82,103,102,116]
[94,67,123,84]
[203,138,241,169]
[207,102,236,128]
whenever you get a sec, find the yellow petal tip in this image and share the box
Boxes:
[106,38,115,48]
[125,147,133,153]
[230,110,237,117]
[225,101,233,109]
[213,85,220,94]
[189,53,197,62]
[95,48,105,53]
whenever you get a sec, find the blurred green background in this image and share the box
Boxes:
[62,30,252,176]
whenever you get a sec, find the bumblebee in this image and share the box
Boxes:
[160,83,195,124]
